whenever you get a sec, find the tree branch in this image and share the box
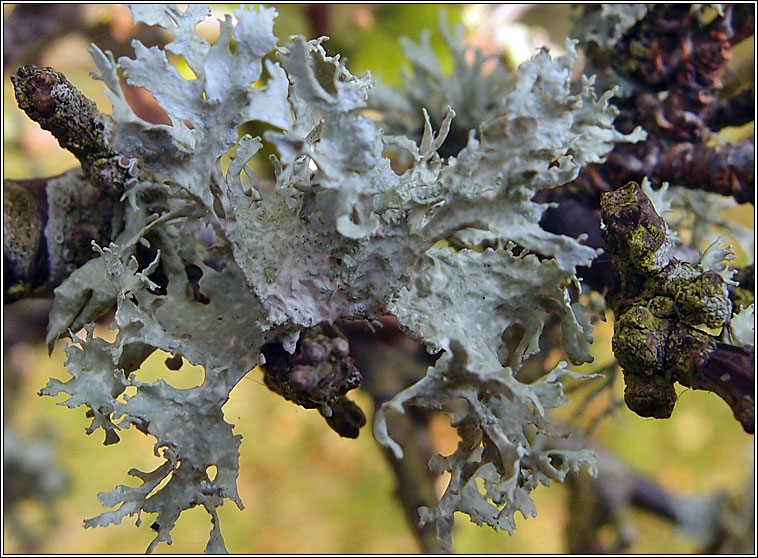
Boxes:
[557,432,749,553]
[345,318,443,553]
[707,86,755,130]
[3,171,121,302]
[652,139,754,204]
[600,182,754,433]
[3,4,88,68]
[4,65,134,303]
[539,4,754,295]
[13,67,108,169]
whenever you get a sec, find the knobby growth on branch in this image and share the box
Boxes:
[601,182,754,432]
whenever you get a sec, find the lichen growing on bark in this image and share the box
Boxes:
[12,4,751,554]
[601,182,752,432]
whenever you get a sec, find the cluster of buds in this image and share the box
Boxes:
[261,324,366,438]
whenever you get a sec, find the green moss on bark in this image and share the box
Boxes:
[602,182,753,431]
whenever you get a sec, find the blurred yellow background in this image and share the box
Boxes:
[3,321,753,553]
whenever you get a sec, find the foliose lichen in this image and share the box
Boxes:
[39,4,649,552]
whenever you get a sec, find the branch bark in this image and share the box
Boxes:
[540,4,754,295]
[4,65,132,302]
[600,181,754,433]
[557,433,749,553]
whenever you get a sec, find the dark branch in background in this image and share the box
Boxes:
[541,4,754,292]
[307,4,331,41]
[577,3,755,203]
[729,2,756,44]
[557,433,754,554]
[345,318,443,554]
[651,139,753,202]
[707,85,755,130]
[600,182,754,433]
[3,4,90,68]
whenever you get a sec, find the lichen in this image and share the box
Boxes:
[671,270,732,328]
[43,169,123,286]
[612,304,671,374]
[622,369,677,419]
[38,4,648,552]
[3,181,43,296]
[602,182,750,427]
[600,182,671,278]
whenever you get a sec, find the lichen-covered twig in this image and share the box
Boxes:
[5,65,134,302]
[4,177,48,301]
[729,263,754,310]
[12,66,108,163]
[600,182,754,433]
[3,171,123,302]
[11,65,129,195]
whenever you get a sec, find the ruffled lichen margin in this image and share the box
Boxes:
[40,5,646,552]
